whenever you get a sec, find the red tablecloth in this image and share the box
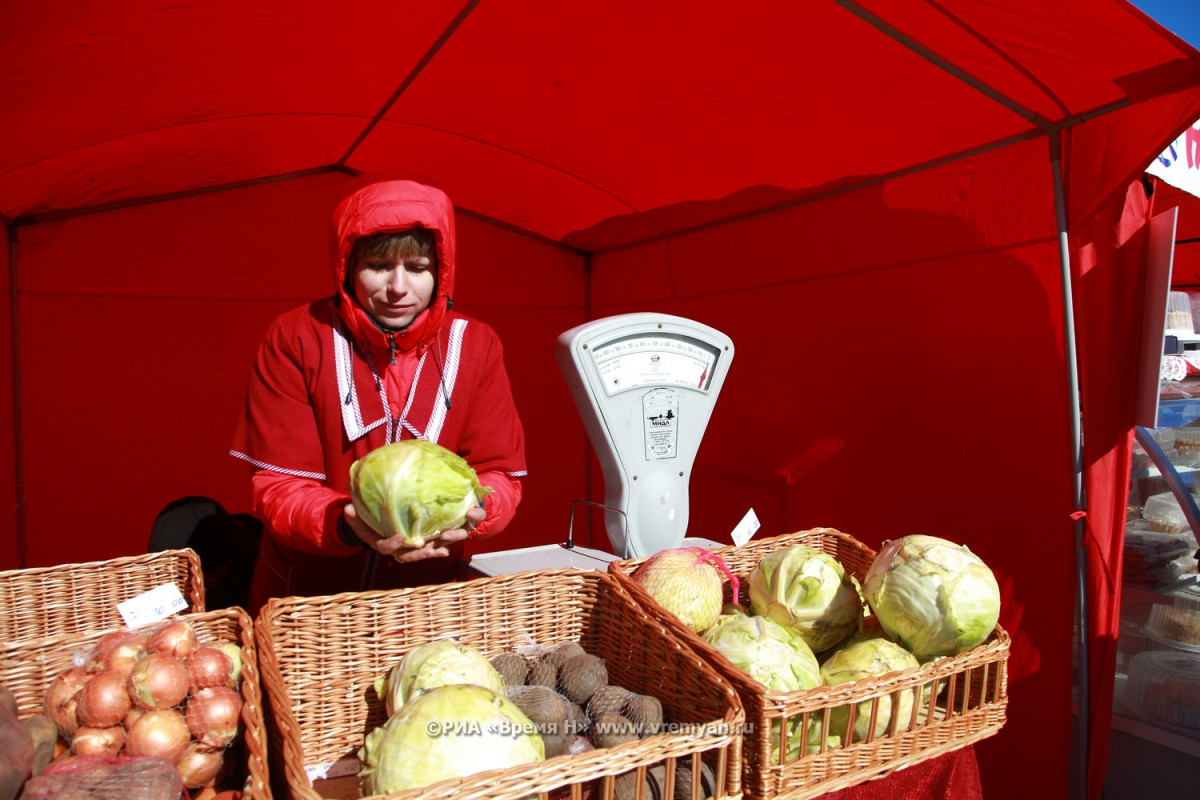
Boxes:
[820,746,983,800]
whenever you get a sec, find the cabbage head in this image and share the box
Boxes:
[748,545,865,653]
[703,615,835,762]
[375,639,505,717]
[350,439,493,547]
[703,615,822,692]
[820,638,924,743]
[818,615,895,665]
[359,683,544,795]
[862,534,1000,659]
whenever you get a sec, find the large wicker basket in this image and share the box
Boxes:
[254,567,746,800]
[0,548,207,641]
[608,529,1010,800]
[0,606,271,799]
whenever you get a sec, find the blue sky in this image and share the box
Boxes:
[1132,0,1200,48]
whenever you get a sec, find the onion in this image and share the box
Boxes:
[148,619,197,659]
[43,666,90,736]
[125,706,146,729]
[185,686,242,749]
[631,547,739,633]
[72,724,126,757]
[75,670,133,728]
[87,630,148,675]
[124,708,190,760]
[128,653,189,709]
[175,741,227,789]
[212,642,244,687]
[186,647,235,693]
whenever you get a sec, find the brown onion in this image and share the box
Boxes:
[186,647,235,693]
[212,643,244,687]
[43,666,89,736]
[124,708,190,760]
[86,630,147,674]
[148,619,197,659]
[175,741,227,789]
[75,670,132,728]
[128,653,189,709]
[185,686,242,749]
[72,724,126,757]
[125,706,146,729]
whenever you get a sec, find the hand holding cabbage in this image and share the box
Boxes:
[347,440,494,553]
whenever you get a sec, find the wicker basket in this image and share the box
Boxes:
[0,548,206,642]
[254,567,746,800]
[608,529,1010,800]
[0,606,271,799]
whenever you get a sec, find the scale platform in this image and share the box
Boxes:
[463,538,728,579]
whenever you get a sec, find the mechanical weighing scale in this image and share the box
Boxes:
[465,313,735,578]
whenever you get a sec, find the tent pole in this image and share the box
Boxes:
[1049,131,1089,800]
[6,224,26,568]
[582,252,594,547]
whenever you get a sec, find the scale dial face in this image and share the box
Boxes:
[589,332,722,397]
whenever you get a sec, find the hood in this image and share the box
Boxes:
[332,179,456,353]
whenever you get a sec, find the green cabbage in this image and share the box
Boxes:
[748,545,865,653]
[702,615,836,761]
[374,640,505,717]
[703,615,822,692]
[861,534,1000,659]
[349,439,493,547]
[817,615,895,665]
[359,683,544,794]
[819,638,924,743]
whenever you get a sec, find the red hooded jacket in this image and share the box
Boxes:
[230,180,526,611]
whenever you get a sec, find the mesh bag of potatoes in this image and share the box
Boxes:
[494,641,720,800]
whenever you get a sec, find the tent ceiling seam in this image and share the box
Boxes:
[832,0,1053,130]
[456,207,589,256]
[922,0,1070,117]
[10,165,352,227]
[349,117,659,246]
[336,0,484,167]
[594,96,1135,257]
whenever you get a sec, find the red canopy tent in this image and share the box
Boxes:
[3,2,1200,798]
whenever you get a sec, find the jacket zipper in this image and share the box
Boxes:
[387,332,398,365]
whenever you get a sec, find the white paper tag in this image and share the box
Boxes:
[730,508,761,547]
[304,764,332,783]
[305,758,361,783]
[117,582,188,629]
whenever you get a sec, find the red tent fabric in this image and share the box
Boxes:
[3,2,1200,798]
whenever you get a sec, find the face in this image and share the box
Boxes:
[351,250,436,330]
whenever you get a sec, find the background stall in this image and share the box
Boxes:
[3,2,1200,799]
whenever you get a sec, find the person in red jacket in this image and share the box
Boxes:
[230,178,526,613]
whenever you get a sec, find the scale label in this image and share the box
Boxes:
[642,388,679,460]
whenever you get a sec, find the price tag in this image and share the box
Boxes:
[730,508,761,547]
[117,582,188,629]
[305,758,360,783]
[304,764,332,783]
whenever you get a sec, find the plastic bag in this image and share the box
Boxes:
[18,755,186,800]
[41,619,244,789]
